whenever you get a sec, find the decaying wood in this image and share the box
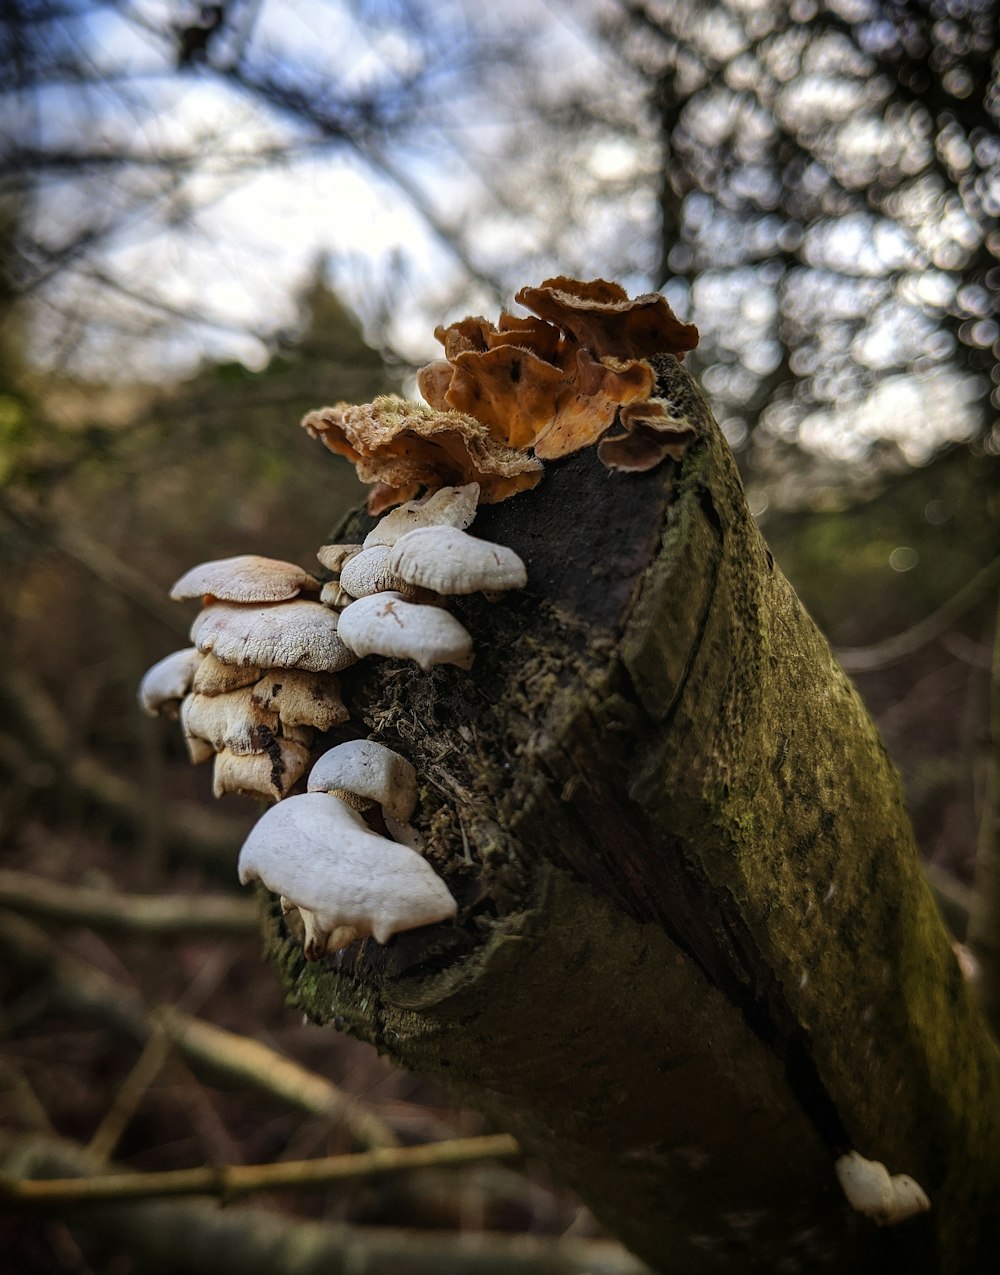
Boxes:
[259,359,1000,1273]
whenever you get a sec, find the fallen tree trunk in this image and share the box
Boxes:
[263,369,1000,1273]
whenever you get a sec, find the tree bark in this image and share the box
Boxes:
[263,369,1000,1273]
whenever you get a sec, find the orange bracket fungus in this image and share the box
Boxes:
[305,276,700,514]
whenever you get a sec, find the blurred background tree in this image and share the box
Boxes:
[0,1,998,1270]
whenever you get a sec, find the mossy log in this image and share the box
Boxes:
[265,362,1000,1273]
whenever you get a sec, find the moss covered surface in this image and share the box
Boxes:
[264,367,1000,1272]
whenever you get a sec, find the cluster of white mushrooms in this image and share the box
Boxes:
[138,482,526,958]
[834,1150,930,1226]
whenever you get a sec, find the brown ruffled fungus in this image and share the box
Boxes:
[490,312,564,362]
[597,356,707,473]
[533,349,656,460]
[432,315,495,359]
[302,394,542,514]
[515,276,698,362]
[416,279,696,465]
[431,345,567,450]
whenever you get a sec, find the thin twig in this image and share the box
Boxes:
[968,586,1000,1033]
[0,494,188,635]
[0,915,397,1149]
[835,554,1000,672]
[923,862,974,941]
[0,1133,521,1204]
[0,871,256,936]
[152,1007,399,1150]
[1,1129,648,1275]
[87,1024,173,1161]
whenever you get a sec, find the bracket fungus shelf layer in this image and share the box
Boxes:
[305,278,700,513]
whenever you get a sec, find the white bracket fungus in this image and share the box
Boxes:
[237,791,457,959]
[360,482,480,548]
[319,581,353,610]
[250,668,349,733]
[214,739,311,801]
[388,525,527,595]
[170,554,319,603]
[192,600,356,673]
[316,543,363,574]
[337,592,474,670]
[180,688,279,757]
[338,545,422,600]
[834,1150,930,1226]
[138,648,203,718]
[307,740,417,824]
[191,653,262,696]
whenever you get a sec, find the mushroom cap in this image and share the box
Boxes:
[302,395,541,513]
[138,648,203,718]
[191,601,356,672]
[532,349,655,460]
[434,345,566,450]
[308,740,417,823]
[319,580,353,610]
[250,669,349,732]
[389,526,527,596]
[361,483,480,549]
[191,652,262,696]
[888,1176,931,1222]
[833,1151,930,1225]
[213,739,311,802]
[316,543,362,574]
[597,358,704,473]
[834,1152,894,1219]
[180,688,279,756]
[237,791,456,947]
[515,276,699,362]
[170,555,318,604]
[339,545,415,600]
[337,592,474,671]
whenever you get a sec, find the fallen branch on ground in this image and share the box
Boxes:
[1,1133,521,1204]
[0,913,397,1149]
[0,871,257,936]
[0,1131,646,1275]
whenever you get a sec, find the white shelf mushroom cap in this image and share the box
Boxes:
[308,740,417,823]
[191,653,261,696]
[250,669,349,732]
[389,526,527,595]
[362,483,480,548]
[213,739,311,801]
[180,688,279,757]
[834,1151,930,1226]
[339,545,417,600]
[237,791,457,956]
[138,648,203,718]
[319,581,352,610]
[316,543,363,573]
[170,554,318,603]
[337,592,474,670]
[191,601,357,672]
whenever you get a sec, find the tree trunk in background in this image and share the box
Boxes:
[262,377,1000,1273]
